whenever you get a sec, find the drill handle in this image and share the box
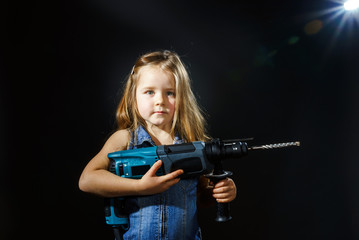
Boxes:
[216,201,232,222]
[205,170,233,222]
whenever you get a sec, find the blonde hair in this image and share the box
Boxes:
[116,50,209,142]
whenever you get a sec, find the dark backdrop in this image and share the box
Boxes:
[2,0,359,239]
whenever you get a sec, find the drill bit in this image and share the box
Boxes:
[248,141,300,151]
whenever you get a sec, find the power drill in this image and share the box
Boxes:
[104,139,300,238]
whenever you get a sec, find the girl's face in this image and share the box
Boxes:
[135,65,176,131]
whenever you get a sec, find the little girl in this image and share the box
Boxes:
[79,50,237,240]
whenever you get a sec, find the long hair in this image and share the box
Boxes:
[116,50,209,142]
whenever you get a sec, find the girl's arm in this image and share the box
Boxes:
[78,130,183,197]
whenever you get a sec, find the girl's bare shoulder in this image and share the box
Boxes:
[104,129,131,152]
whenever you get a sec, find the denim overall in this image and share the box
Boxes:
[122,126,201,240]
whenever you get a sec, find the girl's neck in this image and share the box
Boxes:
[146,124,174,146]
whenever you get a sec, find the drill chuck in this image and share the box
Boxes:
[205,139,248,164]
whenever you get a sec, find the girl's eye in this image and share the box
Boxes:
[167,91,175,96]
[146,90,154,95]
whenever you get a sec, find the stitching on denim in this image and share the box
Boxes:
[183,187,187,240]
[158,197,162,240]
[138,202,142,240]
[163,193,168,239]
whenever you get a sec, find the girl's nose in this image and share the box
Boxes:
[155,93,165,105]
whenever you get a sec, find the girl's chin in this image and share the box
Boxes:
[145,121,171,129]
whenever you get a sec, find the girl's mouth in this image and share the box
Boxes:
[154,111,166,114]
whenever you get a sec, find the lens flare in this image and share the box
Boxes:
[305,0,359,50]
[304,20,324,35]
[344,0,359,10]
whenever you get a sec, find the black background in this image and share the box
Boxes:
[2,0,359,239]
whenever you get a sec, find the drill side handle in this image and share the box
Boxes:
[205,171,233,222]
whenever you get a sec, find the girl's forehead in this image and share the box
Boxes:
[137,65,175,86]
[138,65,169,75]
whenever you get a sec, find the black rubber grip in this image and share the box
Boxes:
[215,202,232,222]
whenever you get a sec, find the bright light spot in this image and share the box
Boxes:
[344,0,359,10]
[307,0,359,51]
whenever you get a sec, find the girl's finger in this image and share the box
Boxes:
[163,169,183,182]
[146,160,163,176]
[214,178,230,188]
[216,198,232,203]
[213,192,230,199]
[213,186,231,194]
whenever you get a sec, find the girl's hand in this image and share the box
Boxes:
[212,178,237,203]
[137,160,183,195]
